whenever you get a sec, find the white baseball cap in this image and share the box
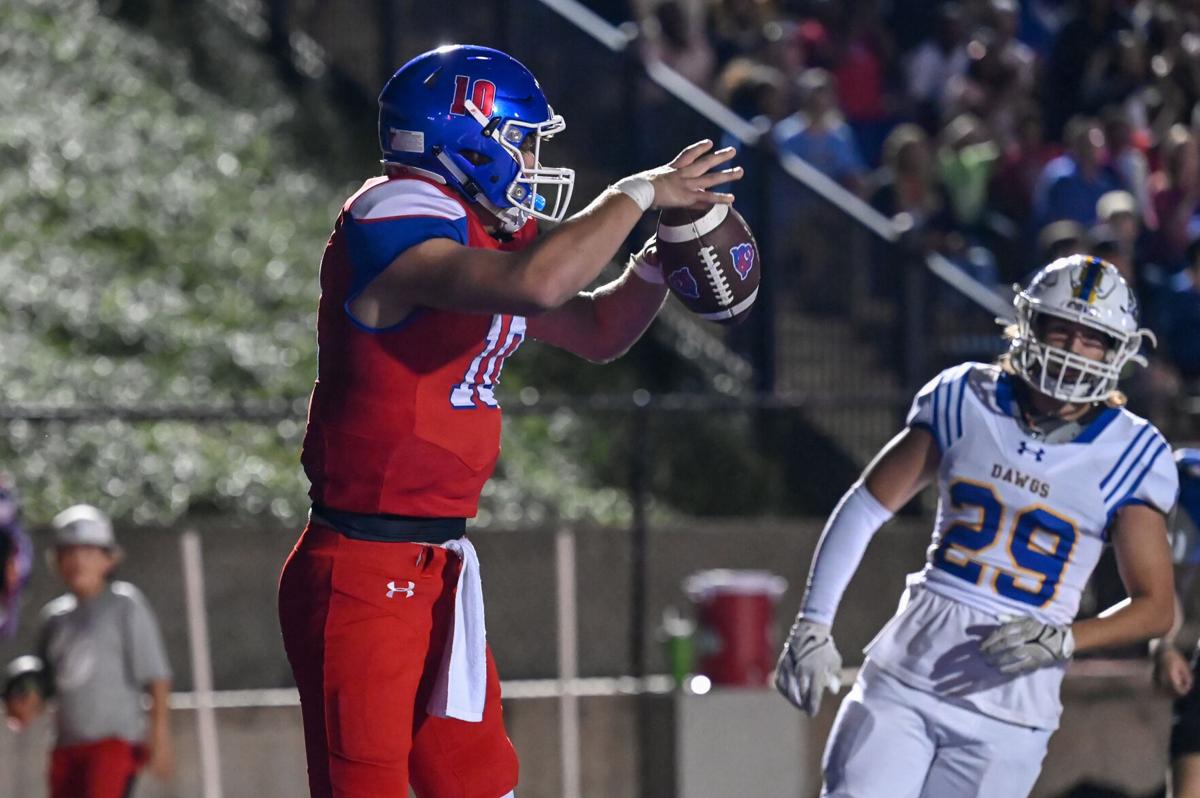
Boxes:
[51,504,117,550]
[1097,190,1137,221]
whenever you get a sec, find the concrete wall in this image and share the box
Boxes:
[0,515,1172,796]
[0,675,1172,798]
[0,516,931,690]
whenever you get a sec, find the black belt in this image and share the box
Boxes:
[310,504,465,544]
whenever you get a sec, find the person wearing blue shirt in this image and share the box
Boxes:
[773,68,866,194]
[1032,115,1122,230]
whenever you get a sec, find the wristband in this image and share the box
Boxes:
[613,176,655,212]
[629,253,664,284]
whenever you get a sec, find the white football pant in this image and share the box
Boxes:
[821,662,1052,798]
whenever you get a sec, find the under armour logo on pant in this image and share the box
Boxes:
[386,580,415,599]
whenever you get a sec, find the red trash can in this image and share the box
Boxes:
[684,569,788,687]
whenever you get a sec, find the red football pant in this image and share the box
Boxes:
[49,738,143,798]
[278,522,518,798]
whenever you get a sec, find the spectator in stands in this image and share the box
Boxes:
[1015,0,1072,57]
[1036,219,1089,267]
[3,505,173,798]
[938,113,1001,232]
[1096,32,1153,129]
[990,104,1061,228]
[640,0,716,89]
[1161,236,1200,381]
[1091,189,1142,282]
[1103,104,1151,222]
[1032,115,1121,229]
[1150,124,1200,270]
[760,18,809,93]
[714,57,785,230]
[826,0,895,168]
[1142,5,1200,144]
[988,0,1036,96]
[903,2,969,129]
[950,27,1035,148]
[0,474,30,640]
[1077,28,1151,123]
[773,67,866,194]
[705,0,774,68]
[716,57,786,132]
[869,123,954,251]
[1043,0,1132,138]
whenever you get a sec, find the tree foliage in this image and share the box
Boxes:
[0,0,632,527]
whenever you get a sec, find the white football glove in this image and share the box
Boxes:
[980,616,1075,675]
[774,618,843,716]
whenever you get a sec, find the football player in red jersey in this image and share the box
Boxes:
[277,44,742,798]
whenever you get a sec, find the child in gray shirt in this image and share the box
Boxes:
[4,504,173,798]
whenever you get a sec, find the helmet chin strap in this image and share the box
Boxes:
[434,149,527,233]
[1010,378,1097,443]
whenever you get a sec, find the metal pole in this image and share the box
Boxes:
[629,396,651,796]
[555,529,582,798]
[181,530,223,798]
[753,143,776,394]
[629,397,649,679]
[901,250,928,392]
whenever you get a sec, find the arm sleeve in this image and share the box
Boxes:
[800,480,896,626]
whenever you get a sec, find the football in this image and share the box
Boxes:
[656,205,760,325]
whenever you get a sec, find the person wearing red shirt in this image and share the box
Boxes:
[277,44,742,798]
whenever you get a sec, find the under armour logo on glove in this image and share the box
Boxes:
[386,580,415,599]
[980,616,1075,674]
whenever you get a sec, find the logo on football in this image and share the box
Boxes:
[657,206,759,325]
[667,267,701,299]
[730,243,755,280]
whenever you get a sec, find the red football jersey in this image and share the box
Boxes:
[302,175,535,517]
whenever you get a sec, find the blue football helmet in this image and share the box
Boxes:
[378,45,575,232]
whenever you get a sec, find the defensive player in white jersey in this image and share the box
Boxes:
[775,254,1179,797]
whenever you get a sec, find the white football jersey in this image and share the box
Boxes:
[865,362,1178,729]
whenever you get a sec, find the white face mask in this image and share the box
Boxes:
[495,115,574,226]
[458,99,575,229]
[1007,256,1153,403]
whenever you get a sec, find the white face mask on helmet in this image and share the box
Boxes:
[435,99,575,234]
[1008,254,1155,403]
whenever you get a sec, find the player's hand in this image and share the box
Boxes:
[980,616,1075,674]
[774,618,843,716]
[1154,645,1194,697]
[632,140,743,210]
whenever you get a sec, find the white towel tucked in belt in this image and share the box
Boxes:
[427,537,488,722]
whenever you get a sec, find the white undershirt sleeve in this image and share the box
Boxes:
[799,479,896,626]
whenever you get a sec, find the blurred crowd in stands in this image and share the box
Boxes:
[635,0,1200,414]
